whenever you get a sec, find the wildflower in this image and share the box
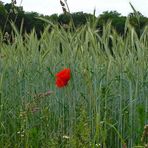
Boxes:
[55,68,71,88]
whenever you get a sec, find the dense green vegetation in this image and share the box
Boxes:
[0,17,148,147]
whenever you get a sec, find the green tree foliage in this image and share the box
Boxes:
[58,13,71,25]
[97,11,126,34]
[0,1,7,30]
[128,12,148,36]
[71,12,94,27]
[47,14,58,24]
[24,12,45,37]
[0,1,147,37]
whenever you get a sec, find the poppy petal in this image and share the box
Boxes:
[55,68,71,88]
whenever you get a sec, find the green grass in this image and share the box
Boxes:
[0,22,148,148]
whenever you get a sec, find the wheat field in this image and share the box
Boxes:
[0,21,148,147]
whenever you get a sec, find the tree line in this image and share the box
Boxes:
[0,0,148,38]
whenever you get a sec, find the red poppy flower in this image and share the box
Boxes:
[55,68,71,88]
